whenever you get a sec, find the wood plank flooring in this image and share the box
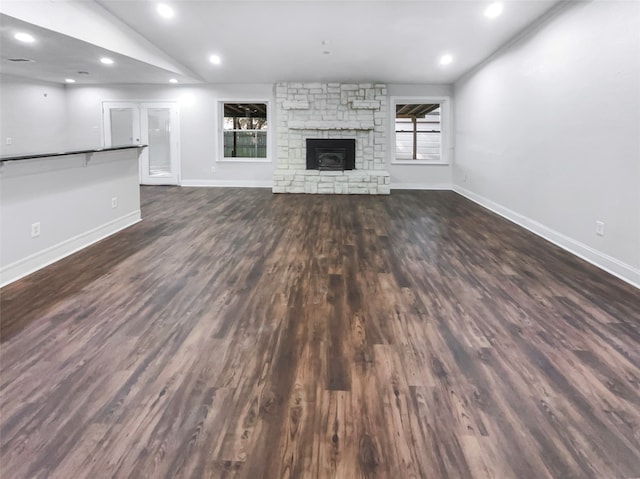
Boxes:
[1,187,639,479]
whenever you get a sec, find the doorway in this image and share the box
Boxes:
[103,101,180,185]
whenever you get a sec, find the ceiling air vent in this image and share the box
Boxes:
[7,58,35,63]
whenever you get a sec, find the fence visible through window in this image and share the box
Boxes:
[223,103,268,158]
[395,104,441,161]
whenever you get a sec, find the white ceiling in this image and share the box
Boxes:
[1,0,561,85]
[0,15,197,84]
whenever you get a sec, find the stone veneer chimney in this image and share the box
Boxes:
[273,82,391,194]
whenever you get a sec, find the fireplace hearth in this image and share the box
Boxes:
[306,139,355,171]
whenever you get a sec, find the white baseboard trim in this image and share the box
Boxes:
[391,183,453,190]
[452,185,640,289]
[183,180,454,191]
[181,179,272,188]
[0,211,141,288]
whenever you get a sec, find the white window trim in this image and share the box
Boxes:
[390,96,451,165]
[218,99,272,163]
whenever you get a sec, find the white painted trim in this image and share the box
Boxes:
[391,183,453,190]
[393,160,450,166]
[102,100,181,186]
[139,101,181,186]
[218,99,272,163]
[181,179,271,188]
[101,101,142,148]
[389,95,452,166]
[216,158,272,163]
[0,211,141,288]
[453,185,640,289]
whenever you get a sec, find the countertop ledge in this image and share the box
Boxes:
[1,144,148,163]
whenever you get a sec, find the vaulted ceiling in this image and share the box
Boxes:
[1,0,561,85]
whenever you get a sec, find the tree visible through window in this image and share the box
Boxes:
[223,103,268,158]
[395,104,441,161]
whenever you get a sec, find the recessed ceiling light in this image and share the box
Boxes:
[209,54,221,65]
[157,3,174,18]
[65,78,76,83]
[100,57,114,65]
[14,32,35,43]
[440,54,453,66]
[485,2,503,19]
[169,78,178,83]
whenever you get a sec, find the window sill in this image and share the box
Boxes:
[217,158,272,163]
[391,160,450,166]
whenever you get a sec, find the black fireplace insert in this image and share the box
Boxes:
[306,139,355,171]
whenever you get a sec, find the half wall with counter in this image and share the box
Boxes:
[0,145,146,286]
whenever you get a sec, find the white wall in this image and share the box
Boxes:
[0,76,142,286]
[1,150,141,286]
[388,84,453,189]
[65,83,277,187]
[453,1,640,286]
[2,78,454,189]
[65,82,454,189]
[0,74,69,155]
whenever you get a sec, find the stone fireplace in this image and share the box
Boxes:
[273,82,391,194]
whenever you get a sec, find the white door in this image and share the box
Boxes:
[103,102,140,147]
[103,101,180,186]
[139,103,180,185]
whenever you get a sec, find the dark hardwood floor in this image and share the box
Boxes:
[1,187,639,479]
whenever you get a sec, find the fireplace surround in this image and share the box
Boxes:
[273,82,391,194]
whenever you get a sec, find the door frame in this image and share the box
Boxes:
[102,100,181,186]
[101,102,141,148]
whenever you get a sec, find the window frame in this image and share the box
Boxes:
[218,100,272,163]
[390,96,451,165]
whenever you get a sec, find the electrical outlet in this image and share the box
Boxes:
[111,197,118,209]
[6,137,12,145]
[596,221,605,236]
[31,222,41,238]
[211,166,216,173]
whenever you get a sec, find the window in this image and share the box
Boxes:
[395,105,440,160]
[391,97,450,164]
[221,102,268,160]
